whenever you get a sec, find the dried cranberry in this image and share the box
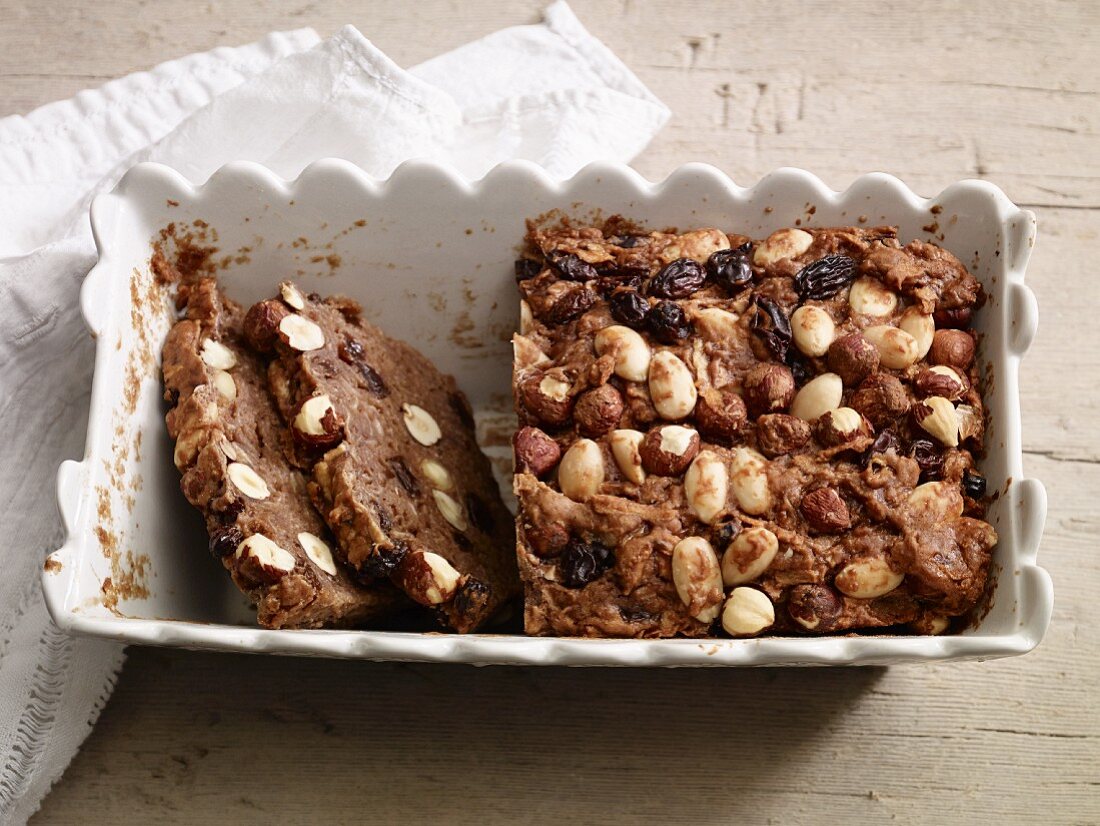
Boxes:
[388,457,420,496]
[559,539,614,588]
[209,526,242,558]
[750,296,792,362]
[910,439,945,482]
[514,258,542,281]
[794,255,858,300]
[962,470,987,499]
[466,493,495,534]
[548,252,597,282]
[861,429,900,468]
[706,244,753,292]
[547,287,597,325]
[609,290,650,329]
[647,300,691,344]
[646,258,707,299]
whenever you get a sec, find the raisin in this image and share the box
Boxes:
[559,539,614,588]
[910,439,945,482]
[646,258,707,299]
[619,605,657,623]
[706,244,753,292]
[453,578,491,615]
[166,387,180,408]
[388,457,420,496]
[786,352,813,386]
[962,470,987,499]
[373,502,393,533]
[547,286,597,325]
[339,337,388,397]
[547,252,597,282]
[361,541,407,579]
[219,499,245,523]
[613,234,647,248]
[861,429,900,468]
[466,493,495,534]
[713,518,742,548]
[308,292,323,303]
[647,300,691,344]
[750,296,792,362]
[609,290,650,329]
[514,258,541,281]
[209,526,242,558]
[794,254,858,300]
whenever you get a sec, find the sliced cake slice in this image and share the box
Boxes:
[162,277,404,629]
[243,282,518,633]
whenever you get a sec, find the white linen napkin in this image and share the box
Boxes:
[0,4,668,822]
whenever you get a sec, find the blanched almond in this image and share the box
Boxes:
[671,536,723,623]
[420,458,453,491]
[402,403,442,446]
[790,372,843,422]
[899,307,935,359]
[906,481,964,519]
[721,587,775,636]
[835,557,904,599]
[684,450,728,524]
[729,447,770,516]
[648,350,697,420]
[609,429,646,485]
[201,339,237,370]
[432,489,468,530]
[848,277,897,317]
[753,228,813,267]
[212,369,236,401]
[558,439,605,501]
[280,281,306,310]
[791,305,836,357]
[594,325,651,383]
[662,228,731,264]
[721,526,779,585]
[863,325,920,369]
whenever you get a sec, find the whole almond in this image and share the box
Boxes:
[800,487,850,533]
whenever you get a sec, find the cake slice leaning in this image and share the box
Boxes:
[162,277,405,629]
[242,282,519,633]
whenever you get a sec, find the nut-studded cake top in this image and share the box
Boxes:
[512,219,994,638]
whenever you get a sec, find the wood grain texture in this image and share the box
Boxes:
[4,0,1097,823]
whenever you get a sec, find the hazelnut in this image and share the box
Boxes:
[236,534,295,583]
[721,587,775,636]
[933,306,972,329]
[227,462,271,500]
[513,426,561,476]
[396,550,462,606]
[815,407,870,446]
[788,584,844,631]
[519,372,574,427]
[930,329,976,369]
[742,363,795,417]
[914,365,968,400]
[432,490,468,531]
[755,413,811,457]
[200,339,237,371]
[850,373,909,428]
[280,281,307,310]
[292,394,345,450]
[639,425,700,476]
[524,520,570,558]
[279,313,325,351]
[800,487,850,533]
[827,333,880,386]
[298,531,336,576]
[694,388,748,443]
[243,299,289,352]
[574,384,625,437]
[957,403,983,445]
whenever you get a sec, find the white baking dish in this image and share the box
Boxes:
[45,159,1051,665]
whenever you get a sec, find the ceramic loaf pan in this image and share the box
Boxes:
[45,159,1051,666]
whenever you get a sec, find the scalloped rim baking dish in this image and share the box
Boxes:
[44,159,1051,666]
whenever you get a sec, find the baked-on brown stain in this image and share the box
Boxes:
[44,556,62,574]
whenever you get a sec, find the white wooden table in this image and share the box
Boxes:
[3,1,1097,822]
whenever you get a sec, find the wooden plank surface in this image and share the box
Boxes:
[2,1,1096,823]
